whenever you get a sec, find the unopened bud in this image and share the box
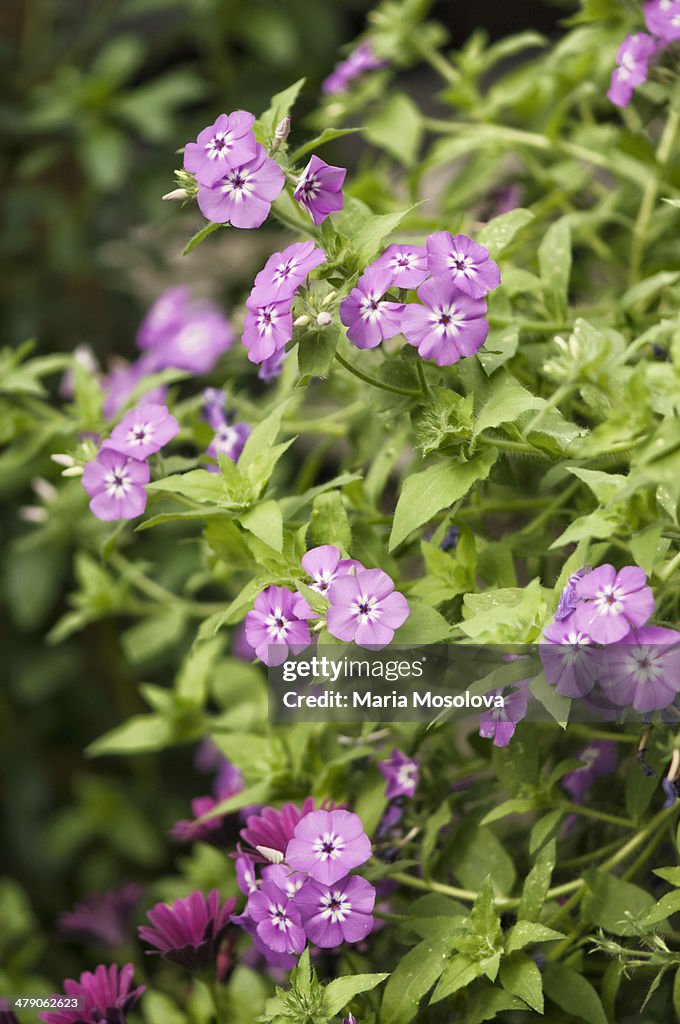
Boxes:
[19,506,48,524]
[162,188,189,202]
[316,311,333,327]
[293,315,310,328]
[272,116,291,151]
[32,477,57,503]
[321,290,337,306]
[61,465,84,478]
[51,453,75,467]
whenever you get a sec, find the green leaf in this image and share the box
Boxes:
[146,470,232,504]
[255,78,305,143]
[480,797,536,826]
[87,714,174,756]
[353,206,417,264]
[583,868,655,936]
[297,325,339,379]
[290,127,364,163]
[389,450,497,551]
[500,952,544,1013]
[505,921,565,953]
[176,636,223,704]
[477,208,535,258]
[641,889,680,926]
[380,937,453,1024]
[393,602,452,643]
[538,217,572,319]
[324,974,388,1017]
[543,963,607,1024]
[182,220,223,255]
[365,93,423,166]
[241,501,284,553]
[430,955,488,1004]
[308,490,352,550]
[519,839,555,922]
[451,825,516,896]
[473,371,544,437]
[239,398,293,470]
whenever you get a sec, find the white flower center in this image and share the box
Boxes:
[319,890,351,923]
[268,902,294,931]
[350,594,380,623]
[593,584,624,617]
[104,466,131,499]
[312,831,345,862]
[124,421,153,448]
[265,607,290,641]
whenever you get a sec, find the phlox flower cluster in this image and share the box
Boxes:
[542,563,680,713]
[244,544,410,665]
[340,232,500,366]
[607,2,679,108]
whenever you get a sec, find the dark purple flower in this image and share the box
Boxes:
[401,277,489,366]
[608,33,659,108]
[301,545,361,595]
[249,241,327,306]
[339,269,404,349]
[294,155,346,226]
[600,626,680,712]
[184,111,257,187]
[371,244,429,289]
[644,0,680,41]
[241,798,318,863]
[322,40,387,94]
[245,585,312,666]
[326,568,410,649]
[242,299,293,364]
[102,403,179,460]
[206,421,251,468]
[440,526,459,551]
[197,144,285,228]
[572,564,655,644]
[58,885,143,949]
[285,809,372,885]
[293,874,375,947]
[139,889,236,971]
[562,741,618,803]
[479,683,529,747]
[426,232,500,299]
[379,750,419,799]
[247,880,306,955]
[37,964,144,1024]
[82,449,149,521]
[554,565,592,622]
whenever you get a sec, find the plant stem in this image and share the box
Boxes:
[629,101,680,284]
[334,350,421,397]
[524,383,574,434]
[564,803,635,829]
[416,359,432,398]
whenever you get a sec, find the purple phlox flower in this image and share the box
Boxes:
[37,964,144,1024]
[82,448,149,521]
[246,879,306,955]
[644,0,680,41]
[150,308,234,375]
[245,585,312,666]
[301,545,361,596]
[379,749,419,799]
[371,244,429,289]
[322,40,388,94]
[294,155,346,226]
[608,33,659,108]
[339,268,405,349]
[242,297,293,365]
[377,801,405,838]
[197,143,285,228]
[58,885,143,949]
[240,797,319,864]
[326,568,410,649]
[426,232,501,299]
[258,349,286,381]
[206,421,251,469]
[137,287,191,351]
[401,277,489,367]
[600,626,680,712]
[139,889,236,971]
[102,403,179,460]
[262,863,308,900]
[554,565,592,621]
[250,241,327,306]
[561,741,618,803]
[285,808,372,885]
[184,111,257,187]
[293,873,376,947]
[541,620,598,698]
[201,388,228,429]
[572,564,655,644]
[233,621,256,660]
[231,908,298,969]
[102,354,167,419]
[479,683,529,747]
[236,850,260,895]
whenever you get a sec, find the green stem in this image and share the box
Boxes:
[416,359,432,398]
[564,803,634,829]
[524,383,574,434]
[334,350,421,397]
[415,39,460,86]
[629,102,680,285]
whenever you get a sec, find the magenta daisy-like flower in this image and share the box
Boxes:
[82,449,150,521]
[198,144,285,228]
[206,421,251,469]
[600,626,680,712]
[293,873,375,948]
[102,403,179,460]
[285,809,372,885]
[378,749,419,799]
[245,585,313,666]
[401,277,489,366]
[572,564,655,644]
[139,889,235,971]
[371,244,429,289]
[58,885,143,949]
[339,269,405,350]
[607,33,659,108]
[0,1003,19,1024]
[250,241,327,306]
[301,545,361,595]
[326,568,409,648]
[479,683,529,747]
[294,155,346,226]
[241,798,316,864]
[246,880,307,955]
[426,232,500,299]
[37,964,144,1024]
[242,298,293,364]
[184,111,257,187]
[644,0,680,41]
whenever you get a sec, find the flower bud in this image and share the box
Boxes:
[293,315,310,328]
[32,477,58,503]
[272,116,291,151]
[162,188,189,201]
[51,453,75,467]
[61,465,84,478]
[19,506,48,524]
[316,311,333,327]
